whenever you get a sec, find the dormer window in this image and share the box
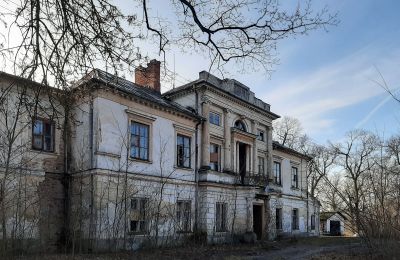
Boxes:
[234,120,247,132]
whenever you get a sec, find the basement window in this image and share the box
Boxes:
[32,118,55,152]
[216,202,227,232]
[177,200,191,232]
[130,198,148,234]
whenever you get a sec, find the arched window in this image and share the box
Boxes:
[234,120,247,132]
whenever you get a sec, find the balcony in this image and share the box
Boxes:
[234,173,268,187]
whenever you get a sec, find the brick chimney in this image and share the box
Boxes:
[135,59,161,92]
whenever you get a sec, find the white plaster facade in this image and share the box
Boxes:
[0,66,321,252]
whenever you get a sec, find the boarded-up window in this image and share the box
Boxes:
[210,143,220,171]
[130,198,148,233]
[216,202,227,232]
[177,200,191,232]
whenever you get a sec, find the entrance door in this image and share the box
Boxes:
[330,221,341,236]
[253,205,263,240]
[239,143,247,184]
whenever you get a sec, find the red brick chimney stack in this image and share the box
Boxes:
[135,59,161,92]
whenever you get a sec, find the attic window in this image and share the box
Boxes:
[234,84,249,100]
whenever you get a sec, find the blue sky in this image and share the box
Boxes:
[2,0,399,144]
[154,0,400,144]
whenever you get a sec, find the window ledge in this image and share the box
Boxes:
[291,186,300,190]
[30,149,58,156]
[129,158,153,164]
[174,166,193,172]
[127,232,148,236]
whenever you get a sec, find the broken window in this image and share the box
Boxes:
[130,198,148,233]
[177,134,191,168]
[209,111,221,126]
[273,161,281,185]
[32,118,55,152]
[257,130,265,142]
[210,143,220,171]
[311,214,315,230]
[177,200,191,232]
[257,156,265,175]
[292,208,299,230]
[216,202,227,232]
[276,208,282,230]
[130,122,149,160]
[291,167,298,188]
[234,120,246,132]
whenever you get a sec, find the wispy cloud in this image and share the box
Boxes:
[262,43,400,136]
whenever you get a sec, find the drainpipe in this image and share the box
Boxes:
[304,157,310,235]
[89,97,95,250]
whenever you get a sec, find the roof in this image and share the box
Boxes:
[163,72,280,120]
[272,141,313,161]
[320,211,347,221]
[76,69,202,120]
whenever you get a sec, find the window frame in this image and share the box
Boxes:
[129,197,148,234]
[176,134,191,168]
[32,118,55,153]
[209,143,221,171]
[209,111,221,126]
[215,202,227,232]
[130,121,150,161]
[257,129,265,142]
[176,200,192,233]
[291,166,299,188]
[292,208,299,230]
[311,214,316,230]
[273,161,282,185]
[257,156,265,175]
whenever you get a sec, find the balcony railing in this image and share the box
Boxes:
[235,173,268,186]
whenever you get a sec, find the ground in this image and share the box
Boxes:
[11,237,379,260]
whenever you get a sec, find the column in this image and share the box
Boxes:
[267,126,273,180]
[201,98,210,168]
[251,120,257,176]
[223,108,232,172]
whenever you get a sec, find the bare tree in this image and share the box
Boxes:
[273,116,307,149]
[331,130,379,233]
[0,0,337,87]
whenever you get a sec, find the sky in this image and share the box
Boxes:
[151,0,400,145]
[1,0,399,145]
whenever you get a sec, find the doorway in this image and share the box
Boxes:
[238,142,247,184]
[253,205,263,240]
[330,221,341,236]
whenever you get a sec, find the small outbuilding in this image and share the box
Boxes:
[320,212,346,236]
